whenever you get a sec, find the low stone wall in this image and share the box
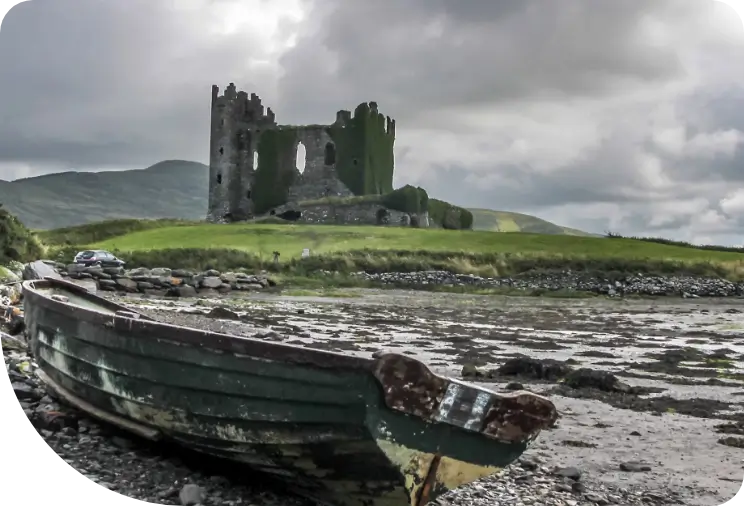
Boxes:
[60,263,275,297]
[272,202,410,226]
[351,270,744,298]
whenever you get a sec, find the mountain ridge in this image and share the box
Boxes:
[0,161,592,235]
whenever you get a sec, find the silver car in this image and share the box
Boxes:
[73,250,126,268]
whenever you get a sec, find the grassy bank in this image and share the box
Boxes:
[36,218,196,246]
[38,220,744,282]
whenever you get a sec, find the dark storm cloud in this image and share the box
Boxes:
[273,0,744,241]
[276,0,686,123]
[0,0,281,170]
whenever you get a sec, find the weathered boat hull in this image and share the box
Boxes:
[21,278,557,506]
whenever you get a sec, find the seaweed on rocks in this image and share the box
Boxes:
[548,384,737,421]
[562,368,654,395]
[715,422,744,435]
[493,357,574,381]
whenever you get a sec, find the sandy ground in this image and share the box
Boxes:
[104,290,744,505]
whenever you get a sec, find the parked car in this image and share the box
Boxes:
[73,250,126,268]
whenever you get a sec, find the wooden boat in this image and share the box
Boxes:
[21,277,558,506]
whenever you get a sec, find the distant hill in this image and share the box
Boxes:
[468,208,597,236]
[0,160,209,229]
[0,161,591,235]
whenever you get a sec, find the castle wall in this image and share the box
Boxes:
[271,202,409,226]
[206,84,395,223]
[286,126,354,203]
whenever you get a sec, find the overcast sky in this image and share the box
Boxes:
[1,0,744,243]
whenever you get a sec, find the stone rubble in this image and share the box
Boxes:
[350,270,744,298]
[432,456,682,506]
[43,262,277,297]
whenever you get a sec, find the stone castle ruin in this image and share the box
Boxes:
[206,83,473,230]
[206,83,396,223]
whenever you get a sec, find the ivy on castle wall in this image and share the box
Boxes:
[381,185,428,215]
[326,102,395,196]
[252,128,299,215]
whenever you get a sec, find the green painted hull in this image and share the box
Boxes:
[22,278,557,506]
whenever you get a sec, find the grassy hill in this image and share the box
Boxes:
[468,208,596,236]
[0,161,591,235]
[0,160,208,229]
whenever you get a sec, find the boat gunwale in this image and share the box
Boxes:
[22,277,375,371]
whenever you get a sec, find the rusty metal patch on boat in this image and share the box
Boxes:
[373,353,557,443]
[373,353,448,419]
[481,393,558,442]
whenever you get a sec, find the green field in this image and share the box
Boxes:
[39,220,744,281]
[88,223,737,261]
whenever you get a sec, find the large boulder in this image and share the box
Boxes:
[115,277,138,292]
[22,260,62,281]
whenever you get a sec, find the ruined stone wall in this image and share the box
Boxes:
[285,125,355,204]
[271,202,409,226]
[206,84,396,222]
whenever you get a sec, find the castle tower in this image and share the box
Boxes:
[206,84,277,223]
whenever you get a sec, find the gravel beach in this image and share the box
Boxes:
[5,287,744,505]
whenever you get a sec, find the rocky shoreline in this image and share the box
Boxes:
[5,260,744,299]
[351,270,744,298]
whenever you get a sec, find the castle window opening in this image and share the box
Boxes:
[352,158,358,166]
[246,190,251,198]
[253,151,259,169]
[324,142,336,165]
[216,173,222,184]
[219,147,224,155]
[296,142,306,174]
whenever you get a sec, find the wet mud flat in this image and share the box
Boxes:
[111,290,744,505]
